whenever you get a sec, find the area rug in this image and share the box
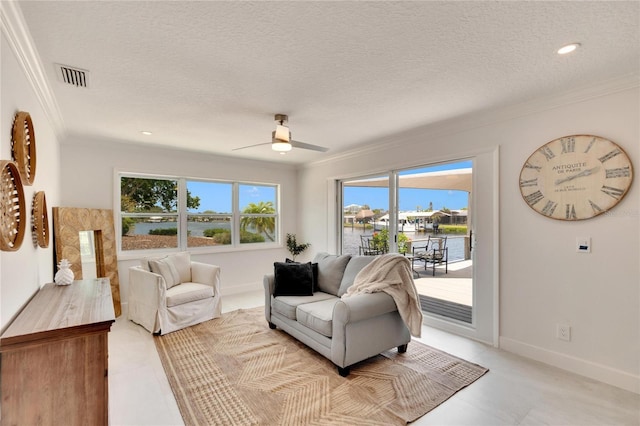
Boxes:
[154,307,488,425]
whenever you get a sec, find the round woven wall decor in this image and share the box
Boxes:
[32,191,49,248]
[0,161,26,251]
[12,111,37,185]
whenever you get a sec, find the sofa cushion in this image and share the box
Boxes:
[313,253,351,296]
[165,282,214,307]
[272,292,336,320]
[337,255,377,297]
[149,257,181,289]
[274,262,314,296]
[296,298,341,338]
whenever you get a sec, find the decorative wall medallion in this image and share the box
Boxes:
[0,161,26,251]
[32,191,50,248]
[12,111,37,185]
[519,135,633,220]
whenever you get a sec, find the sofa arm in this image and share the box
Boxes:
[264,273,275,296]
[333,292,398,325]
[263,274,275,322]
[191,261,221,296]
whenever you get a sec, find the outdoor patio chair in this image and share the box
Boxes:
[408,237,431,273]
[424,236,448,276]
[360,235,386,256]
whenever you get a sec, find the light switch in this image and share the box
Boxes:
[576,237,591,253]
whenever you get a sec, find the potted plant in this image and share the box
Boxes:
[286,233,310,261]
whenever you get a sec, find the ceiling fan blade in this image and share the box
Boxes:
[232,142,271,151]
[290,140,329,152]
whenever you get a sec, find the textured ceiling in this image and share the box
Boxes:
[16,1,640,164]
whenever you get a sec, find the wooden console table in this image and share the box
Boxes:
[0,279,116,426]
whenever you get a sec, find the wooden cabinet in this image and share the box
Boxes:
[0,279,116,426]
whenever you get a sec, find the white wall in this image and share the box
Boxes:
[60,136,298,302]
[298,85,639,393]
[0,34,60,329]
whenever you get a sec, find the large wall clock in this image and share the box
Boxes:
[519,135,633,220]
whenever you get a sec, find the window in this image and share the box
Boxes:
[119,174,279,252]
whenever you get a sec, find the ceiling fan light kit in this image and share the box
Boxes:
[233,114,329,154]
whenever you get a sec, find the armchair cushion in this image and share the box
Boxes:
[273,262,314,296]
[143,251,193,289]
[149,257,181,289]
[165,282,215,307]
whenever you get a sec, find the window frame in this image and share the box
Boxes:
[116,172,281,257]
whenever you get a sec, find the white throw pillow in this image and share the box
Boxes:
[149,257,181,289]
[169,252,192,283]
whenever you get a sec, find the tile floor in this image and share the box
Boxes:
[109,290,639,426]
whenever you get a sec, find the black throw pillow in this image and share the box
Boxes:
[273,262,314,297]
[286,258,319,292]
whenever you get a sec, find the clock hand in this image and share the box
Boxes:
[555,166,600,185]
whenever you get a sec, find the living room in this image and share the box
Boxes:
[1,1,638,424]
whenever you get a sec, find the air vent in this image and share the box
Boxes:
[55,64,90,88]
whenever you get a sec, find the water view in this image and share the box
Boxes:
[343,228,467,262]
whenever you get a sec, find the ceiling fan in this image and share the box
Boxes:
[233,114,329,153]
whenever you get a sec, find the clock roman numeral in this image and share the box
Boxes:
[519,178,538,188]
[605,166,631,178]
[541,200,557,216]
[561,138,575,153]
[524,162,541,171]
[589,200,603,214]
[565,204,577,220]
[584,137,596,153]
[540,146,555,161]
[524,190,544,206]
[601,185,624,199]
[598,148,621,163]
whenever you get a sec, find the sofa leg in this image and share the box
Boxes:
[268,322,276,329]
[398,343,408,353]
[337,366,350,377]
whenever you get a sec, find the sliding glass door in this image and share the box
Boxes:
[339,160,474,326]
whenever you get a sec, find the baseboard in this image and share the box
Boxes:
[500,337,640,394]
[221,282,262,296]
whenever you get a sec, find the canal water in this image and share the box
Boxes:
[342,228,466,261]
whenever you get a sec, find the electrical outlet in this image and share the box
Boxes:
[557,324,571,342]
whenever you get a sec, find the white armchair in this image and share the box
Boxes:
[128,252,222,335]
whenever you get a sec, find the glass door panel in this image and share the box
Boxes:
[341,174,389,256]
[397,161,473,324]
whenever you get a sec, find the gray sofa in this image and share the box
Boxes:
[263,252,412,376]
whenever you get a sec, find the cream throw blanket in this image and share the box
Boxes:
[342,254,423,337]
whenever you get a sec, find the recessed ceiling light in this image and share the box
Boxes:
[141,131,153,136]
[557,43,580,55]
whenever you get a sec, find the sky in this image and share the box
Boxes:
[185,160,471,213]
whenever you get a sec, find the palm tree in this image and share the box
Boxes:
[240,201,276,241]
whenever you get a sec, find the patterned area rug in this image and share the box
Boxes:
[154,307,488,425]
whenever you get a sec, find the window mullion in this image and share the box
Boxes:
[232,182,239,246]
[178,178,187,250]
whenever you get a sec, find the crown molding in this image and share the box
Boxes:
[305,73,639,170]
[1,1,66,139]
